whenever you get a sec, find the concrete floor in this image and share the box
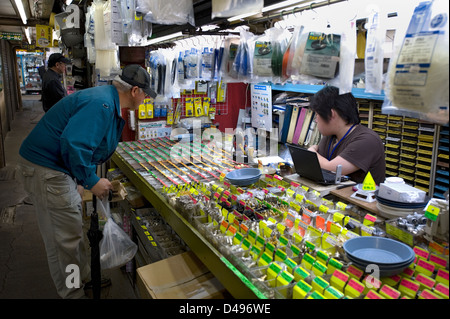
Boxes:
[0,95,138,299]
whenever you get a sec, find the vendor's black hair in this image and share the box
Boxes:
[309,86,360,125]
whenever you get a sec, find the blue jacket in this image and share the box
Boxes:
[19,85,125,189]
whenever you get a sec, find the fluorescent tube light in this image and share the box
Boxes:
[25,27,31,44]
[227,11,260,22]
[147,31,184,45]
[14,0,27,25]
[261,0,308,13]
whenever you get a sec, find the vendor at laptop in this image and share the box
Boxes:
[307,86,386,185]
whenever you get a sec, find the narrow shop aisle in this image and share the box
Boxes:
[0,95,137,299]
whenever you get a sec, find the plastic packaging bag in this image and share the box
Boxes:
[383,0,449,125]
[98,198,137,270]
[364,8,386,94]
[233,29,255,82]
[219,36,240,82]
[211,0,263,19]
[140,0,195,26]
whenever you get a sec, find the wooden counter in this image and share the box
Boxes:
[330,185,380,216]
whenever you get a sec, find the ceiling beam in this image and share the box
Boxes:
[0,17,47,27]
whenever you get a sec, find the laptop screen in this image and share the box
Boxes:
[287,144,331,183]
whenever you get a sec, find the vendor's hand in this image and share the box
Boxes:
[308,145,319,152]
[90,178,112,200]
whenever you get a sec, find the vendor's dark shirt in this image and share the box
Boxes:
[42,68,67,112]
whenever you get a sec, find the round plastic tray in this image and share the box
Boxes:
[343,237,415,265]
[225,168,261,186]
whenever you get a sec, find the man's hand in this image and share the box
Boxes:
[90,178,113,200]
[77,185,84,199]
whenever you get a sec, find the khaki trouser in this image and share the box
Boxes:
[16,157,90,299]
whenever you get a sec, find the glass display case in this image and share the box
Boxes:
[16,50,44,94]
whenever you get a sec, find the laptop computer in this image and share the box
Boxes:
[287,144,339,185]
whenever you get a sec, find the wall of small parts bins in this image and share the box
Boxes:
[113,136,449,300]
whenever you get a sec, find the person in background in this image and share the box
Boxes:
[41,53,71,112]
[307,85,386,185]
[16,64,156,299]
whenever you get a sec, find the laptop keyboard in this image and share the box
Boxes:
[322,170,336,183]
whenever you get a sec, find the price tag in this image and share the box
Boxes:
[292,233,303,245]
[233,232,244,246]
[290,244,301,257]
[398,278,420,299]
[324,286,344,299]
[415,273,436,291]
[275,249,287,262]
[311,276,329,294]
[293,266,310,282]
[293,280,312,299]
[327,258,343,275]
[429,254,447,269]
[295,194,304,202]
[413,246,430,261]
[290,181,300,188]
[379,284,401,299]
[336,201,347,211]
[344,278,365,298]
[424,204,439,221]
[347,264,364,280]
[436,269,449,286]
[283,257,296,272]
[289,201,301,212]
[319,205,329,213]
[258,252,273,267]
[365,290,384,299]
[255,235,266,248]
[286,189,295,197]
[226,224,237,237]
[316,215,326,231]
[250,245,261,260]
[277,271,294,289]
[241,238,251,251]
[330,269,349,292]
[273,174,283,183]
[248,229,257,244]
[415,259,435,277]
[267,263,283,285]
[220,220,229,234]
[434,283,449,299]
[301,253,315,270]
[312,260,328,277]
[363,213,377,226]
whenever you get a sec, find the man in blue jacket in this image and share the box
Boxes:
[17,64,156,299]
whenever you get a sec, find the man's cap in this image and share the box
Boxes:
[119,64,157,98]
[48,53,71,67]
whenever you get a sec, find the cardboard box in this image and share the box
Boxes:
[111,180,127,202]
[136,251,228,299]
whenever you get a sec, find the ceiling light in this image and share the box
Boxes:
[66,0,73,4]
[14,0,28,25]
[227,11,261,22]
[147,32,184,45]
[261,0,309,13]
[25,27,31,44]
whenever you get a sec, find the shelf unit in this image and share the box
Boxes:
[16,52,44,94]
[111,152,265,299]
[434,125,449,199]
[270,84,447,196]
